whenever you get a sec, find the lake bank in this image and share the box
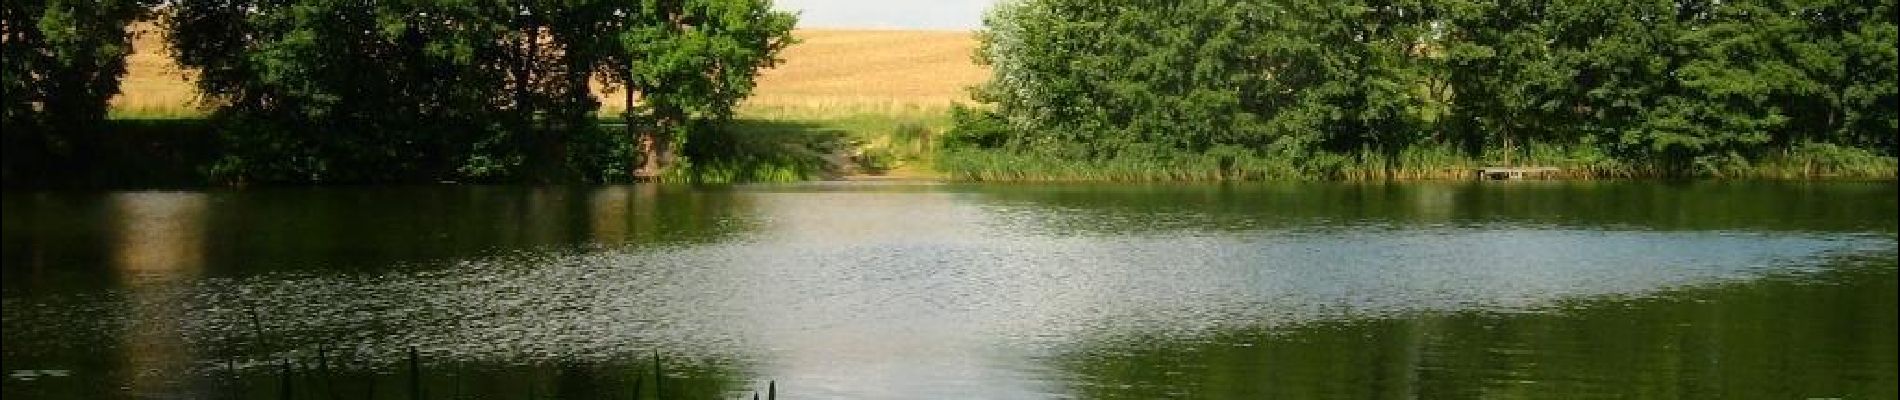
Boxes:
[934,144,1900,182]
[17,22,1889,187]
[8,110,1893,189]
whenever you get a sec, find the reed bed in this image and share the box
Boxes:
[937,143,1899,182]
[213,345,775,400]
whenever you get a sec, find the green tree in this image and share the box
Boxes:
[168,0,522,183]
[1442,0,1572,157]
[962,0,1895,179]
[1760,0,1897,154]
[167,0,793,184]
[2,0,152,184]
[975,0,1282,159]
[971,0,1440,168]
[1252,0,1440,163]
[615,0,796,180]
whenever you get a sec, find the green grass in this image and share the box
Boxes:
[106,106,208,120]
[936,142,1899,182]
[595,105,953,184]
[672,104,956,182]
[80,105,957,185]
[667,118,846,183]
[1725,143,1900,179]
[90,105,1899,184]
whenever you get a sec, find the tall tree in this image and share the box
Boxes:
[168,0,519,183]
[168,0,793,184]
[1443,0,1570,156]
[617,0,795,180]
[965,0,1895,177]
[975,0,1440,165]
[2,0,152,184]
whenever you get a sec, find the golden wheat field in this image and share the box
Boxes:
[109,26,199,117]
[109,25,987,118]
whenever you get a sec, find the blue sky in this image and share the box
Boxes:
[772,0,998,30]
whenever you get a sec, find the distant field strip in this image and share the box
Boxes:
[110,26,198,117]
[742,30,987,110]
[111,26,987,117]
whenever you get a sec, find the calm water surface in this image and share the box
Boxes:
[3,182,1895,399]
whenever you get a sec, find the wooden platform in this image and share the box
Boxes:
[1475,167,1561,180]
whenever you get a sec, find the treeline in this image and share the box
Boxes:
[3,0,153,185]
[2,0,794,185]
[944,0,1898,180]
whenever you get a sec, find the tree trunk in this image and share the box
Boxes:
[634,110,677,182]
[634,126,660,181]
[624,61,649,181]
[633,1,690,182]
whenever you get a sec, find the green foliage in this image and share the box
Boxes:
[940,104,1009,150]
[716,105,954,179]
[853,147,896,174]
[2,0,152,185]
[957,0,1899,180]
[169,0,526,183]
[975,0,1441,158]
[614,0,797,180]
[617,0,795,120]
[677,118,842,183]
[160,0,794,184]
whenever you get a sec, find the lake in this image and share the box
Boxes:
[3,182,1895,399]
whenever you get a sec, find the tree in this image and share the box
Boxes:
[975,0,1281,159]
[1252,0,1439,162]
[973,0,1439,166]
[616,0,795,180]
[963,0,1895,178]
[167,0,793,184]
[1768,0,1897,155]
[2,0,152,184]
[168,0,523,183]
[1442,0,1572,156]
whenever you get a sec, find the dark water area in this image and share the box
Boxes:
[3,181,1895,399]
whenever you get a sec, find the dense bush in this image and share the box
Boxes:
[952,0,1898,179]
[165,0,794,184]
[3,0,793,186]
[940,105,1010,150]
[2,0,153,185]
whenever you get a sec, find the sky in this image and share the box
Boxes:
[772,0,999,30]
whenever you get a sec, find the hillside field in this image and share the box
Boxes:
[110,26,988,118]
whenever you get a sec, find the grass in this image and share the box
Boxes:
[936,143,1900,182]
[108,25,204,119]
[736,103,955,178]
[202,343,777,400]
[654,104,956,183]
